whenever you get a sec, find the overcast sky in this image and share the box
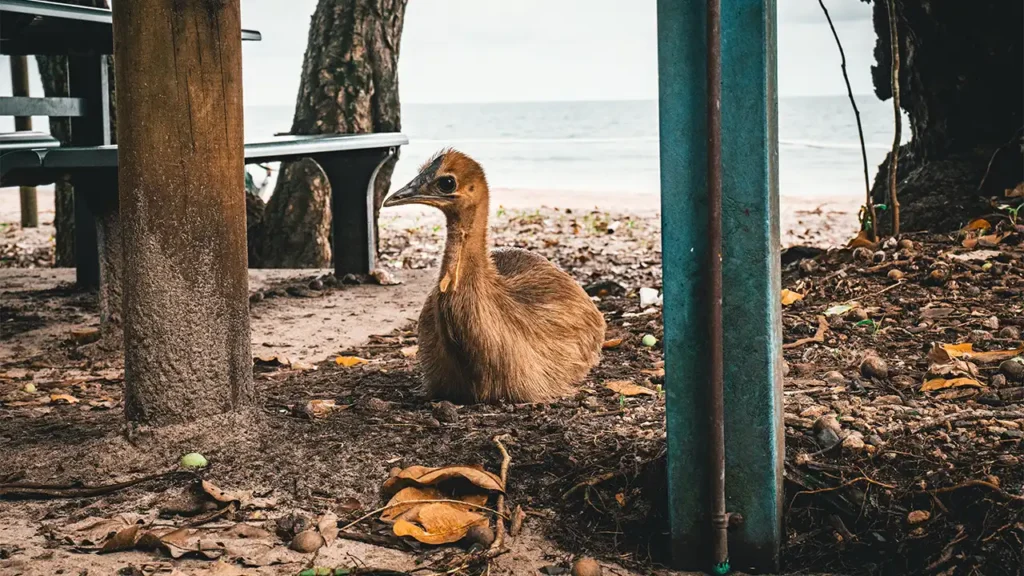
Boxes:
[2,0,877,106]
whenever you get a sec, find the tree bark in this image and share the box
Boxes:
[35,0,117,267]
[868,0,1023,233]
[257,0,406,269]
[113,0,253,426]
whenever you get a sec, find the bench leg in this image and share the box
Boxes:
[314,147,397,276]
[77,172,123,347]
[74,192,100,289]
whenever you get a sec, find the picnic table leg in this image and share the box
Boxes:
[315,147,397,276]
[68,54,112,289]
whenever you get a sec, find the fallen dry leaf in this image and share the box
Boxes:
[641,368,666,378]
[400,346,418,358]
[848,230,878,250]
[1007,182,1024,198]
[49,393,80,404]
[381,486,488,522]
[335,356,368,367]
[317,511,339,547]
[964,344,1024,364]
[604,380,656,396]
[382,465,504,497]
[927,342,974,364]
[392,502,488,545]
[299,399,349,419]
[201,480,252,507]
[601,338,623,349]
[921,377,984,392]
[780,289,804,306]
[965,218,991,231]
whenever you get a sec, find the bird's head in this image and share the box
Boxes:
[383,149,488,214]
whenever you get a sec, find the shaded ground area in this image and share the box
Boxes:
[0,207,1022,575]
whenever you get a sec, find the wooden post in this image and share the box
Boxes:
[112,0,253,425]
[10,55,38,228]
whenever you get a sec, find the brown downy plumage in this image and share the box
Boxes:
[383,149,606,403]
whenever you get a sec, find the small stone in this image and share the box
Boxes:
[991,374,1008,388]
[571,557,603,576]
[852,247,873,262]
[883,237,898,250]
[248,290,265,303]
[969,330,993,344]
[823,371,846,385]
[308,278,324,291]
[860,356,888,380]
[872,250,886,264]
[887,269,904,281]
[999,358,1024,382]
[321,274,340,287]
[581,396,601,410]
[906,510,930,525]
[867,434,885,446]
[982,316,1000,330]
[846,308,869,322]
[927,267,950,285]
[966,285,981,296]
[897,239,914,250]
[363,397,391,412]
[873,395,903,406]
[998,454,1020,466]
[813,414,842,442]
[463,524,495,548]
[425,417,441,428]
[799,259,819,274]
[432,401,459,423]
[341,273,361,285]
[998,326,1021,339]
[842,431,865,451]
[290,529,324,553]
[800,405,829,418]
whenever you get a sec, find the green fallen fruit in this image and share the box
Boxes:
[641,334,657,347]
[23,383,36,393]
[179,452,208,469]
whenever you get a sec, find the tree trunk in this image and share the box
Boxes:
[868,0,1023,234]
[257,0,406,268]
[113,0,253,426]
[35,0,117,267]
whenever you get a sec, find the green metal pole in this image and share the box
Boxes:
[658,0,782,572]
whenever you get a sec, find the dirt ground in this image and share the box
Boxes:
[1,194,1022,576]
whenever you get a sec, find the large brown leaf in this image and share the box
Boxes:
[381,486,488,522]
[392,502,488,545]
[382,465,504,497]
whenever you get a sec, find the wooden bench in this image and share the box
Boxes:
[0,0,408,288]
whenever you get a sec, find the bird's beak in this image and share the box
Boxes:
[382,180,427,208]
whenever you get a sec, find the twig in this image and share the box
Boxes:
[927,479,1024,502]
[886,0,902,237]
[0,470,189,499]
[490,434,512,552]
[818,0,875,241]
[794,475,895,500]
[338,499,508,533]
[562,471,620,500]
[908,409,1024,434]
[782,315,829,349]
[840,280,904,305]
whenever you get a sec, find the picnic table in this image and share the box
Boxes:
[0,0,407,287]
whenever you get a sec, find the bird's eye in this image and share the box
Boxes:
[437,176,457,194]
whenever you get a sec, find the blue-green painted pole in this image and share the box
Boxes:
[658,0,782,572]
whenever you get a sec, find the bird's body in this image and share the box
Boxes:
[384,149,605,403]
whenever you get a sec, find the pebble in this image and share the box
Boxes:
[823,371,846,385]
[998,326,1021,339]
[966,285,981,296]
[927,267,949,285]
[581,396,601,410]
[432,401,459,423]
[363,397,391,412]
[799,259,819,274]
[321,274,340,287]
[308,278,324,291]
[898,238,914,250]
[800,405,829,418]
[907,510,930,525]
[999,358,1024,382]
[860,356,888,380]
[998,454,1020,466]
[852,247,873,262]
[887,269,904,281]
[991,374,1008,388]
[842,431,865,451]
[847,308,869,322]
[883,237,898,250]
[341,273,361,285]
[290,529,324,553]
[969,330,993,344]
[867,434,886,446]
[982,316,1000,330]
[873,395,903,406]
[571,557,603,576]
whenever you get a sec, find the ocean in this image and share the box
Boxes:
[244,95,909,202]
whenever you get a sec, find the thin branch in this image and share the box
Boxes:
[818,0,876,241]
[887,0,902,237]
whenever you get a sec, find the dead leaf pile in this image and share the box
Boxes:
[378,465,503,545]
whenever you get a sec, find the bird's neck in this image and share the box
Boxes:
[439,199,491,295]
